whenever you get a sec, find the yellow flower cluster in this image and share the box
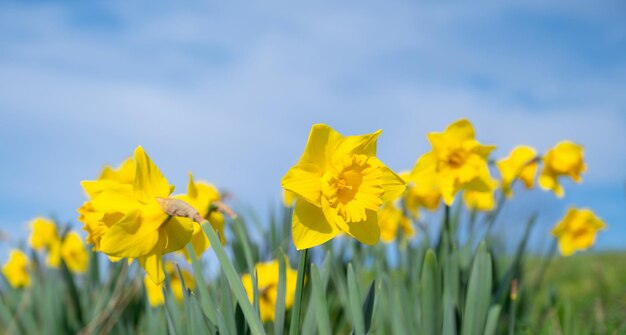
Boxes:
[78,146,226,284]
[29,217,88,273]
[2,250,30,288]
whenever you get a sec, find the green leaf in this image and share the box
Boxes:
[186,243,218,325]
[361,280,376,334]
[421,250,442,335]
[200,222,266,335]
[289,248,310,335]
[274,249,287,335]
[483,305,501,335]
[461,241,493,335]
[347,263,365,335]
[311,264,332,335]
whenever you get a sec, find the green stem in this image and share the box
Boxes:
[289,248,309,335]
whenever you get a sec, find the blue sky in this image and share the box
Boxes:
[0,1,625,255]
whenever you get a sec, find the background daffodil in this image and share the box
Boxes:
[29,217,59,250]
[281,124,406,250]
[413,119,495,206]
[2,250,31,289]
[378,202,414,243]
[552,208,605,256]
[241,259,297,322]
[83,146,194,284]
[496,145,538,198]
[539,141,586,197]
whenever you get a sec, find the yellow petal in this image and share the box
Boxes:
[333,129,381,161]
[282,163,322,207]
[99,210,162,258]
[133,146,172,202]
[298,124,344,171]
[140,252,165,285]
[162,217,194,254]
[380,164,406,202]
[144,275,165,306]
[292,198,339,250]
[333,209,380,245]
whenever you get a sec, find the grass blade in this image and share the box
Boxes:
[200,222,266,335]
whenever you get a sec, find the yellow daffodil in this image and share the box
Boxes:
[539,141,586,197]
[281,124,406,250]
[403,163,443,216]
[2,250,31,288]
[552,208,605,256]
[44,231,89,272]
[175,173,226,260]
[29,217,59,250]
[412,119,495,206]
[378,202,414,243]
[78,158,135,250]
[497,146,538,198]
[60,232,89,273]
[241,259,297,322]
[463,179,497,212]
[82,146,194,284]
[144,262,196,307]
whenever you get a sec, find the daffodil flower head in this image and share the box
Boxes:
[175,173,226,261]
[405,156,444,214]
[241,259,297,322]
[378,202,414,243]
[29,217,59,250]
[60,232,89,273]
[539,141,586,198]
[84,146,194,284]
[281,124,406,250]
[496,145,538,198]
[2,250,31,288]
[416,119,496,206]
[552,208,605,256]
[463,178,498,212]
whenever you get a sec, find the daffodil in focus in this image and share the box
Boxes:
[378,202,414,243]
[281,124,406,249]
[412,119,495,206]
[82,146,194,284]
[241,259,297,322]
[144,262,195,307]
[2,250,31,288]
[539,141,586,197]
[497,146,538,198]
[29,217,59,250]
[175,173,226,260]
[78,158,135,250]
[552,208,605,256]
[463,179,497,212]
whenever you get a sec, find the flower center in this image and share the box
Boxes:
[322,154,384,222]
[446,150,467,168]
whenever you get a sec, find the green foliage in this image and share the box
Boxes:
[0,205,622,334]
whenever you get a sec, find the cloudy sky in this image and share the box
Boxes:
[1,1,624,254]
